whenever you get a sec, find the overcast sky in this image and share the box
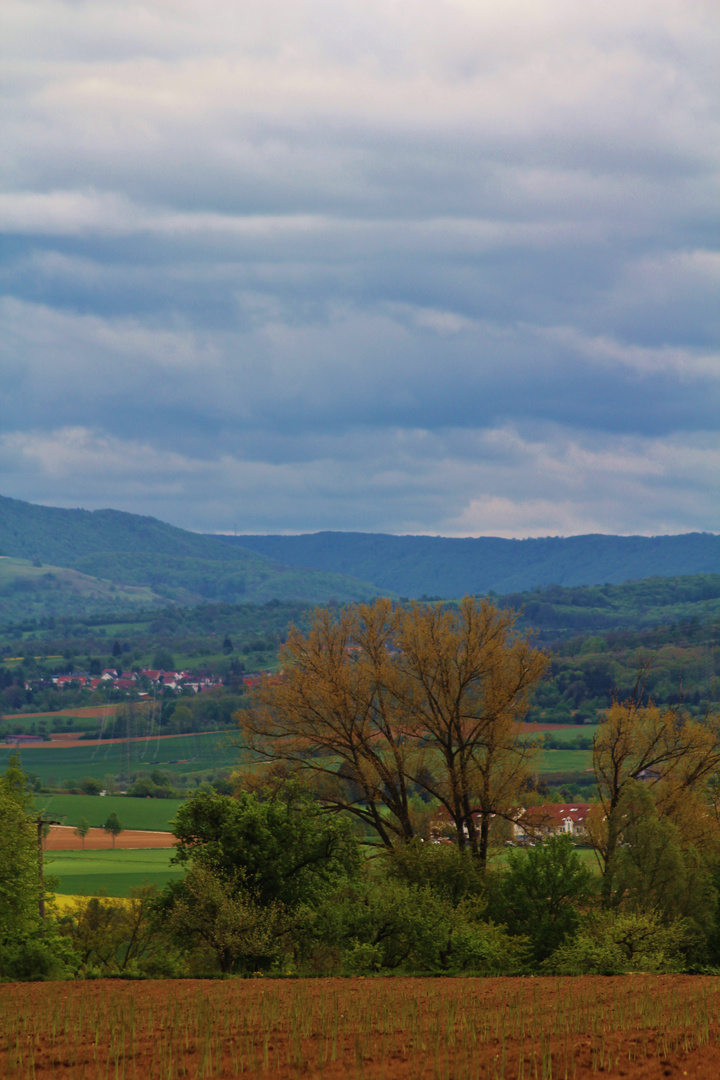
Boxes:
[2,0,718,538]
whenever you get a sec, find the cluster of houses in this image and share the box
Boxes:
[513,803,591,843]
[14,665,278,708]
[49,667,225,695]
[430,803,592,845]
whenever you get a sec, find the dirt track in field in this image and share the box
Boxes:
[44,825,176,850]
[7,730,222,749]
[2,977,720,1079]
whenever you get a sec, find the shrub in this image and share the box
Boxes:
[545,910,693,975]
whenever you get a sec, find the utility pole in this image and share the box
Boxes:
[35,815,60,922]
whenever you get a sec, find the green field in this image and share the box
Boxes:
[3,712,108,733]
[1,731,237,784]
[528,724,598,743]
[4,729,589,787]
[34,793,185,831]
[493,845,599,870]
[47,840,599,898]
[536,748,593,773]
[0,554,162,615]
[48,849,184,897]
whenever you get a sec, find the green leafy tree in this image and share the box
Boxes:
[489,834,594,963]
[385,839,485,908]
[152,649,175,671]
[74,817,90,848]
[0,756,38,936]
[609,782,716,937]
[159,786,362,971]
[170,786,360,908]
[104,812,123,848]
[78,777,102,796]
[60,894,126,971]
[0,756,77,980]
[150,769,172,788]
[547,909,692,974]
[165,704,193,734]
[162,864,285,974]
[299,877,526,975]
[126,769,176,799]
[59,885,163,975]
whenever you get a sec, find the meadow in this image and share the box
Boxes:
[33,793,184,831]
[2,975,720,1079]
[1,705,123,732]
[536,747,593,774]
[0,730,236,784]
[526,723,599,741]
[47,848,183,897]
[3,724,595,787]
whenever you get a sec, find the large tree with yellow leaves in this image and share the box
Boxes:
[238,596,548,864]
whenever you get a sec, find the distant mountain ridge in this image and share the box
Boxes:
[2,495,718,610]
[217,531,720,598]
[0,495,380,608]
[0,494,259,566]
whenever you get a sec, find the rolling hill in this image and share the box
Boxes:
[3,494,718,616]
[0,496,380,610]
[218,531,720,598]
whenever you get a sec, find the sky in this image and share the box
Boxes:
[1,0,719,538]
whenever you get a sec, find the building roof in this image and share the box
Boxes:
[517,803,591,829]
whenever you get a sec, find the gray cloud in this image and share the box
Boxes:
[1,0,718,536]
[1,423,717,538]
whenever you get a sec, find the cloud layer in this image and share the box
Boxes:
[2,0,718,536]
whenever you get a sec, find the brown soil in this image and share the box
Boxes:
[1,976,720,1079]
[5,705,124,719]
[44,825,176,850]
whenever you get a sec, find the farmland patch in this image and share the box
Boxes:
[34,794,184,831]
[44,825,175,851]
[1,730,236,783]
[2,976,720,1078]
[47,848,183,896]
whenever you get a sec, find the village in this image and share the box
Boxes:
[49,665,226,695]
[2,664,274,745]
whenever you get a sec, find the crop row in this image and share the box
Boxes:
[2,975,720,1079]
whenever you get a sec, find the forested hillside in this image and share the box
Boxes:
[0,496,380,608]
[4,574,716,651]
[4,495,718,615]
[222,530,720,597]
[0,494,249,565]
[496,574,720,638]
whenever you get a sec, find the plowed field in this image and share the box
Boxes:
[2,976,720,1079]
[44,825,175,850]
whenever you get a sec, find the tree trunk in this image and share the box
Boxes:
[600,801,622,908]
[478,813,491,870]
[37,819,45,923]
